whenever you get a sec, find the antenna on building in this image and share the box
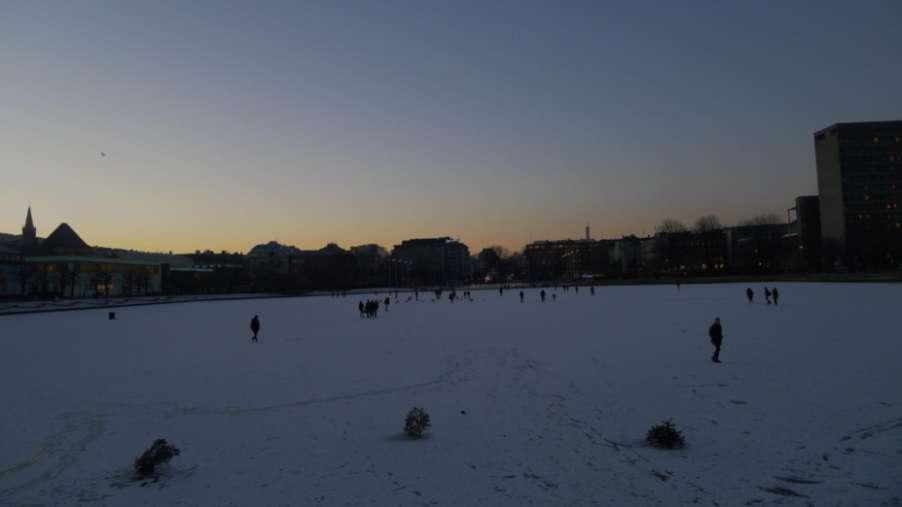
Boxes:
[585,224,591,241]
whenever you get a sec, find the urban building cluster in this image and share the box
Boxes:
[1,121,899,299]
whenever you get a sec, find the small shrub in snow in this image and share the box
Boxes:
[646,419,685,449]
[134,439,180,477]
[404,407,431,438]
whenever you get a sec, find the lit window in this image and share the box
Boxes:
[873,137,880,143]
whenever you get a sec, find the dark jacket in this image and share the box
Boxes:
[708,322,723,345]
[250,317,260,332]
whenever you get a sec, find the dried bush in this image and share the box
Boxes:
[404,407,431,438]
[134,439,180,477]
[646,419,685,449]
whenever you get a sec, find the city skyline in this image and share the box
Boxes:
[2,1,901,253]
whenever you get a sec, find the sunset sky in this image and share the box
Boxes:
[2,1,901,254]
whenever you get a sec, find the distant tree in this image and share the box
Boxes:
[488,245,511,258]
[656,219,688,234]
[739,213,782,226]
[693,215,723,233]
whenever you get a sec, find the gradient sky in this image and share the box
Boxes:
[2,1,901,254]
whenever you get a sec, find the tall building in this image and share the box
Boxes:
[814,121,902,268]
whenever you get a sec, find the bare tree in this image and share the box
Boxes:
[739,213,782,226]
[488,245,511,258]
[693,215,723,233]
[656,219,688,234]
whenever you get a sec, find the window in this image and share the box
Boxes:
[873,137,880,144]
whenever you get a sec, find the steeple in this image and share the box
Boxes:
[21,205,36,249]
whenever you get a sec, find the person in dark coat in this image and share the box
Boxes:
[384,297,390,311]
[540,289,546,302]
[519,291,524,303]
[746,287,754,303]
[772,287,779,305]
[764,287,772,304]
[708,317,723,363]
[358,301,365,317]
[250,315,260,342]
[590,286,595,295]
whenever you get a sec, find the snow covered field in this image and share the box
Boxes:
[1,283,900,506]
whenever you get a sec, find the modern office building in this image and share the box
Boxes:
[814,121,902,268]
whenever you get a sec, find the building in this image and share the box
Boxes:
[391,237,470,286]
[815,121,902,269]
[246,241,358,291]
[725,224,789,272]
[350,244,389,287]
[610,236,644,275]
[524,239,613,281]
[0,208,163,298]
[786,195,822,271]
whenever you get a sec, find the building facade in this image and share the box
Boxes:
[391,237,470,286]
[815,121,902,268]
[0,208,163,298]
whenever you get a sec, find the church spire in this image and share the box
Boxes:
[24,206,34,230]
[22,205,36,248]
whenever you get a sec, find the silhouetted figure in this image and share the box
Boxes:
[575,286,579,293]
[540,290,546,302]
[250,315,260,342]
[552,293,557,301]
[708,317,723,363]
[590,286,595,295]
[519,291,524,303]
[384,297,390,311]
[676,281,681,290]
[764,287,772,305]
[746,287,754,303]
[499,287,503,296]
[358,301,365,317]
[772,287,779,305]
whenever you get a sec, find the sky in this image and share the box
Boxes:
[1,1,901,254]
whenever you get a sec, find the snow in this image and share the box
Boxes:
[1,283,901,506]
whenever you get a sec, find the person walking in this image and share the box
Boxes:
[250,315,261,342]
[772,287,779,306]
[540,289,546,302]
[519,291,524,303]
[746,287,754,303]
[764,287,772,305]
[708,317,723,363]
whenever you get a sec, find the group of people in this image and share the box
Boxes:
[745,286,780,305]
[359,299,385,318]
